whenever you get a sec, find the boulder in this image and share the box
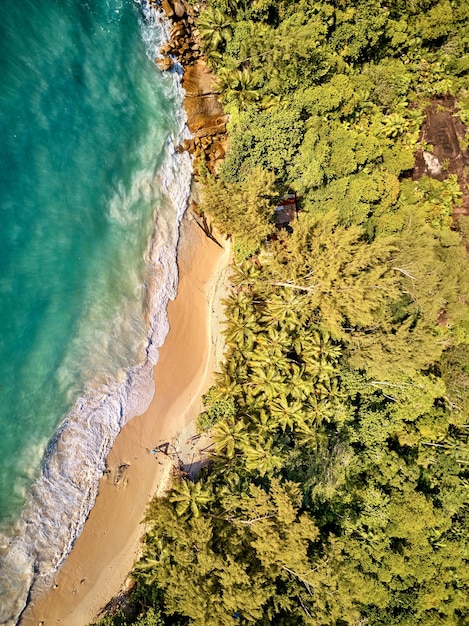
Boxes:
[212,144,225,160]
[423,150,443,177]
[170,22,185,36]
[161,0,174,17]
[173,0,186,18]
[183,61,219,97]
[181,138,195,153]
[156,56,174,71]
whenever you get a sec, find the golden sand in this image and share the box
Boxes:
[22,213,230,625]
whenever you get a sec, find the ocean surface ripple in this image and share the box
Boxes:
[0,1,191,622]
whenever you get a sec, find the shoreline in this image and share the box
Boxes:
[21,212,231,625]
[19,3,231,622]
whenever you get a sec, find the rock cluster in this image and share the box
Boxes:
[149,0,202,66]
[149,0,228,175]
[181,61,229,175]
[179,132,226,162]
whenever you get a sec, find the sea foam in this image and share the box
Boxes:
[0,4,192,623]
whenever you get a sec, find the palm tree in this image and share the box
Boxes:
[307,358,338,384]
[197,8,233,54]
[262,326,291,350]
[292,331,341,386]
[224,352,248,381]
[270,395,307,432]
[224,68,260,109]
[248,329,290,373]
[242,383,271,412]
[315,378,342,401]
[309,331,342,361]
[214,65,238,95]
[250,409,278,439]
[223,309,259,349]
[209,469,251,500]
[212,416,249,459]
[260,291,305,330]
[222,292,255,318]
[169,479,213,518]
[230,262,262,288]
[305,395,336,427]
[249,364,286,401]
[212,371,244,401]
[205,49,224,68]
[243,437,284,476]
[249,351,291,378]
[289,363,315,402]
[293,421,317,449]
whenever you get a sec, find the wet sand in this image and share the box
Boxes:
[21,212,230,625]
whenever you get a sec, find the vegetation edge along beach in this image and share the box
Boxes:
[20,1,231,624]
[31,0,469,624]
[95,1,469,623]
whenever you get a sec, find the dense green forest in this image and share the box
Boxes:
[97,1,469,624]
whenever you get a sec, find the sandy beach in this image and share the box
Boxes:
[21,211,231,625]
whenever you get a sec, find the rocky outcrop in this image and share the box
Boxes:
[147,0,228,175]
[154,0,203,66]
[180,61,229,174]
[155,56,174,71]
[413,96,469,220]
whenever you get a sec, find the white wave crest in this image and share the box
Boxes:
[0,4,192,623]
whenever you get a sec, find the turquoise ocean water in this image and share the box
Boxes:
[0,1,191,621]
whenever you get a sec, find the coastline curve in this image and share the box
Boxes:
[0,4,192,624]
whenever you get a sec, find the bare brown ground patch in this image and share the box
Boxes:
[413,95,469,221]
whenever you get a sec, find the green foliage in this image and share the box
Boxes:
[331,1,389,62]
[198,167,277,256]
[197,387,236,432]
[365,59,414,108]
[220,106,305,183]
[134,479,333,625]
[439,345,469,417]
[92,596,167,626]
[457,214,469,240]
[197,7,233,54]
[111,1,469,624]
[415,0,457,42]
[263,210,401,339]
[132,609,165,626]
[215,67,261,109]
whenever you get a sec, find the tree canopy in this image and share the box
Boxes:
[96,1,469,624]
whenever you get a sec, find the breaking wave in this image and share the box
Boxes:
[0,3,192,623]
